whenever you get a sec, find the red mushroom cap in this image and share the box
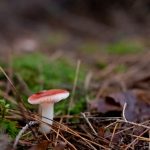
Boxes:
[28,89,69,104]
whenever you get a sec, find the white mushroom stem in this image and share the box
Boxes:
[39,102,54,134]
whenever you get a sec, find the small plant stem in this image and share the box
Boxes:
[68,60,81,115]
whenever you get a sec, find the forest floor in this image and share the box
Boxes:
[0,23,150,150]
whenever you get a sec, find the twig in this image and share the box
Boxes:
[117,119,150,130]
[62,123,109,149]
[81,112,97,136]
[77,139,97,150]
[106,120,150,138]
[122,102,127,122]
[125,129,149,150]
[0,66,37,139]
[54,117,63,146]
[32,114,110,150]
[13,121,37,149]
[5,115,22,120]
[33,116,77,150]
[129,134,150,142]
[105,120,118,129]
[0,90,17,105]
[80,125,94,140]
[51,128,77,150]
[0,66,26,111]
[109,122,119,147]
[68,60,81,115]
[5,48,13,95]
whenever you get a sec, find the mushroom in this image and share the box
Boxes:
[28,89,69,134]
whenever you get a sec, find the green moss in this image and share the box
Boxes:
[0,119,18,139]
[12,53,86,113]
[79,42,101,53]
[95,61,108,69]
[0,99,10,118]
[13,53,84,89]
[69,97,86,115]
[107,40,143,54]
[55,95,86,115]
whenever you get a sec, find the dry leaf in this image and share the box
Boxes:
[29,140,49,150]
[53,141,66,150]
[89,90,150,121]
[89,98,122,113]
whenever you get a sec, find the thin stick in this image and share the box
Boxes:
[129,134,150,142]
[106,120,150,138]
[125,129,149,150]
[54,117,63,146]
[33,117,77,150]
[68,60,81,115]
[122,102,127,122]
[63,123,109,149]
[13,121,37,149]
[0,90,17,105]
[109,123,119,147]
[117,119,150,130]
[105,120,118,129]
[0,66,37,139]
[32,115,109,150]
[0,67,19,98]
[81,112,97,135]
[5,50,13,94]
[0,66,26,111]
[51,128,77,150]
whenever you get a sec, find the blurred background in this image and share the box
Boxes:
[0,0,150,57]
[0,0,150,108]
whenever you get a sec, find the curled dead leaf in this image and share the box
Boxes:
[89,90,150,121]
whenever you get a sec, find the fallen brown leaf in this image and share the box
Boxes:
[89,90,150,121]
[53,141,66,150]
[29,140,49,150]
[89,98,122,113]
